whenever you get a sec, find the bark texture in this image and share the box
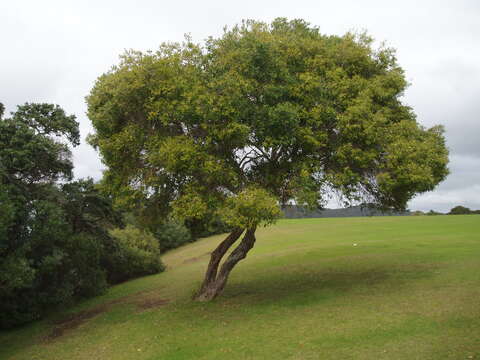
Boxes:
[195,227,257,301]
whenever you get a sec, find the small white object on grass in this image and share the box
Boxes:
[353,243,358,246]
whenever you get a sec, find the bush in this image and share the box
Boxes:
[107,225,164,283]
[0,229,109,329]
[124,211,228,253]
[154,221,192,252]
[185,214,233,239]
[0,194,111,329]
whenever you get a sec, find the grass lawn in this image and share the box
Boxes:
[1,215,479,359]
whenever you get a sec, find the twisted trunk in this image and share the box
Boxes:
[196,228,244,296]
[195,226,257,301]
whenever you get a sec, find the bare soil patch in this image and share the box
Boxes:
[136,298,170,311]
[46,305,109,340]
[183,252,211,264]
[45,294,169,341]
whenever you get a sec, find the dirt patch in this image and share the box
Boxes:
[136,298,170,311]
[183,252,211,264]
[183,255,204,264]
[46,305,109,340]
[46,296,128,340]
[44,294,170,341]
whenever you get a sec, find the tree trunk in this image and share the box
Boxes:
[195,226,257,301]
[196,228,244,297]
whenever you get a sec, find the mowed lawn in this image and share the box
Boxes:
[1,215,479,360]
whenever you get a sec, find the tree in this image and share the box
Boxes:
[427,209,443,216]
[0,103,124,328]
[87,18,449,301]
[0,103,79,255]
[0,102,81,326]
[448,205,472,215]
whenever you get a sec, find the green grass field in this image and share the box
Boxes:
[1,215,479,359]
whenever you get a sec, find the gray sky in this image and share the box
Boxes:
[1,0,479,212]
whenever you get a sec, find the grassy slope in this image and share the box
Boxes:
[1,215,479,360]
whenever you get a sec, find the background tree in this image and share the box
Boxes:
[0,103,79,257]
[0,102,85,326]
[427,209,443,216]
[448,205,472,215]
[0,102,164,328]
[87,18,449,301]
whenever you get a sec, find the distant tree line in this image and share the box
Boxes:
[282,204,410,219]
[412,206,480,216]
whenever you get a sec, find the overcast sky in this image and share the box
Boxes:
[1,0,479,212]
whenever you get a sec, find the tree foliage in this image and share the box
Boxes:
[0,102,80,257]
[87,18,449,300]
[448,205,475,215]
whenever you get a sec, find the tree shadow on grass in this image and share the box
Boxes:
[221,262,439,308]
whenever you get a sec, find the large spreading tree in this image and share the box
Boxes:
[87,18,449,301]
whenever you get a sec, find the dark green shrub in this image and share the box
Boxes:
[185,214,233,239]
[0,198,110,328]
[154,221,192,252]
[107,225,164,283]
